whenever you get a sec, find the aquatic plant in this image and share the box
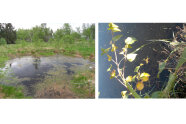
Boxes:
[101,23,186,98]
[101,23,150,98]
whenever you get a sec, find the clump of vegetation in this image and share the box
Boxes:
[71,70,95,98]
[101,23,186,98]
[0,84,26,98]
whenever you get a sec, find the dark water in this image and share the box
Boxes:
[0,55,93,97]
[99,23,183,98]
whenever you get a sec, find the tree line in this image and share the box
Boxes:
[0,23,95,45]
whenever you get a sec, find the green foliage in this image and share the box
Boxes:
[0,85,26,98]
[71,71,95,98]
[125,37,137,45]
[82,24,95,40]
[0,23,17,44]
[112,34,123,42]
[157,61,166,78]
[0,38,6,45]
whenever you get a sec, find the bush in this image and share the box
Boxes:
[0,38,7,45]
[63,35,74,43]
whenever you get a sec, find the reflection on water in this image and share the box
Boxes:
[0,55,94,97]
[99,23,183,98]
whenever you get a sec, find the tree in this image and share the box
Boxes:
[82,23,95,40]
[0,23,17,44]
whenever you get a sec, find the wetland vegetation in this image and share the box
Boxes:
[0,23,95,98]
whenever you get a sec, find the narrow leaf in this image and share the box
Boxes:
[157,61,166,78]
[112,35,123,42]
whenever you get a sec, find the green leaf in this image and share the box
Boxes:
[107,64,112,72]
[101,48,110,55]
[157,61,166,78]
[125,44,132,48]
[151,91,163,98]
[107,54,112,61]
[175,47,186,71]
[134,66,140,72]
[144,93,150,98]
[112,35,123,42]
[127,54,137,62]
[125,37,137,45]
[132,75,136,82]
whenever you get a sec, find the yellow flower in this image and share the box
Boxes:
[136,81,144,91]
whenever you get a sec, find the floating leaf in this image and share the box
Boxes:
[136,81,144,91]
[101,48,110,55]
[110,69,116,79]
[121,91,128,98]
[127,54,137,62]
[126,76,133,82]
[125,37,137,45]
[107,64,112,72]
[157,61,166,78]
[112,35,123,42]
[125,44,132,48]
[111,44,117,52]
[134,66,140,72]
[107,54,112,61]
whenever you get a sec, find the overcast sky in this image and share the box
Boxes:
[13,23,86,32]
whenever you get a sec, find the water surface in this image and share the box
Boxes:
[0,55,94,97]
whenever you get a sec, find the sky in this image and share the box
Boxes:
[13,23,86,32]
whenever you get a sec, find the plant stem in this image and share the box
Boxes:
[126,82,141,98]
[162,73,177,97]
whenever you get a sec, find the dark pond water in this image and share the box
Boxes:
[99,23,183,98]
[0,55,94,97]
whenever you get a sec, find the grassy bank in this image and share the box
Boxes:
[0,40,95,68]
[0,84,27,98]
[70,70,95,98]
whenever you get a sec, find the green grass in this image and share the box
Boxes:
[0,84,28,99]
[0,40,95,67]
[70,70,95,98]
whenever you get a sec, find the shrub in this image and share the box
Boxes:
[0,38,6,45]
